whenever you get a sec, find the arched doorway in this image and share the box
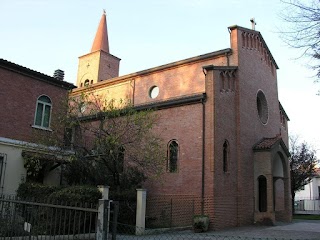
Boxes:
[272,152,288,220]
[253,136,292,223]
[258,175,268,212]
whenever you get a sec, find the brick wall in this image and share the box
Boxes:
[0,67,70,143]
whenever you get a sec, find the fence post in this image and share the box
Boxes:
[136,189,147,235]
[98,185,110,200]
[96,186,110,240]
[112,201,119,240]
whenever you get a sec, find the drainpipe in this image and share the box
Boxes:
[201,67,208,215]
[201,96,206,215]
[225,52,230,66]
[130,79,135,105]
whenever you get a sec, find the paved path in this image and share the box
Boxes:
[117,220,320,240]
[209,220,320,239]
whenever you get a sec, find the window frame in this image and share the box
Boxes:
[167,140,179,173]
[223,140,229,173]
[33,95,52,130]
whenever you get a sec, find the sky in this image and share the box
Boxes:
[1,0,320,155]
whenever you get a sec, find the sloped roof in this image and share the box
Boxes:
[253,135,290,157]
[279,102,290,121]
[0,58,75,90]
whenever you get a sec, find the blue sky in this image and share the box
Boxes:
[1,0,320,154]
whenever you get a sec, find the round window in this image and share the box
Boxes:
[149,86,159,99]
[256,90,268,124]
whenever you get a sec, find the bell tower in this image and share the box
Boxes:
[76,10,121,88]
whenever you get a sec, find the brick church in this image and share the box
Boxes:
[0,9,292,230]
[70,12,292,228]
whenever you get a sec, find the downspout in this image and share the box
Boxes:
[225,52,230,66]
[130,79,135,105]
[201,97,206,215]
[201,68,207,215]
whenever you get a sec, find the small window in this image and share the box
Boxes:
[223,140,229,172]
[117,146,125,173]
[34,95,52,128]
[79,102,87,113]
[168,140,178,173]
[84,79,90,86]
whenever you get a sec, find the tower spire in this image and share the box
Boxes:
[76,10,120,88]
[91,10,109,53]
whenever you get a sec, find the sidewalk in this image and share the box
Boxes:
[209,219,320,239]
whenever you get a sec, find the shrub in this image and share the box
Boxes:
[17,182,60,201]
[48,185,102,205]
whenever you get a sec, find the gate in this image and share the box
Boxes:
[0,196,98,240]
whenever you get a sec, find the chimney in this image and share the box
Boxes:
[53,69,64,81]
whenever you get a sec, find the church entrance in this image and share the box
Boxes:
[253,137,292,224]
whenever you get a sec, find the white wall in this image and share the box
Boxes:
[295,177,320,200]
[0,142,26,196]
[0,137,64,196]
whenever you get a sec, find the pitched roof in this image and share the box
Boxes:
[91,10,109,53]
[279,102,290,121]
[0,58,75,90]
[253,135,290,157]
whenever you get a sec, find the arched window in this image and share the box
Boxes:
[116,146,125,173]
[34,95,52,128]
[258,175,267,212]
[168,140,178,173]
[223,140,229,172]
[84,79,90,86]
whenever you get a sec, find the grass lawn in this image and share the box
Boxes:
[293,214,320,220]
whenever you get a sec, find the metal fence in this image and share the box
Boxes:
[1,195,319,240]
[146,195,194,229]
[0,196,98,240]
[294,199,320,214]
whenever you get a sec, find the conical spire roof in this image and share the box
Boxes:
[91,10,109,53]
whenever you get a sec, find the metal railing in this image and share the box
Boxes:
[294,199,320,214]
[0,196,98,240]
[146,195,194,229]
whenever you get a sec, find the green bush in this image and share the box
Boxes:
[48,185,102,204]
[17,182,60,201]
[17,183,101,205]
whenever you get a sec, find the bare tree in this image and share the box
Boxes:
[281,0,320,83]
[63,94,165,192]
[289,136,318,211]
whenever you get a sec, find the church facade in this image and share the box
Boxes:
[70,12,292,228]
